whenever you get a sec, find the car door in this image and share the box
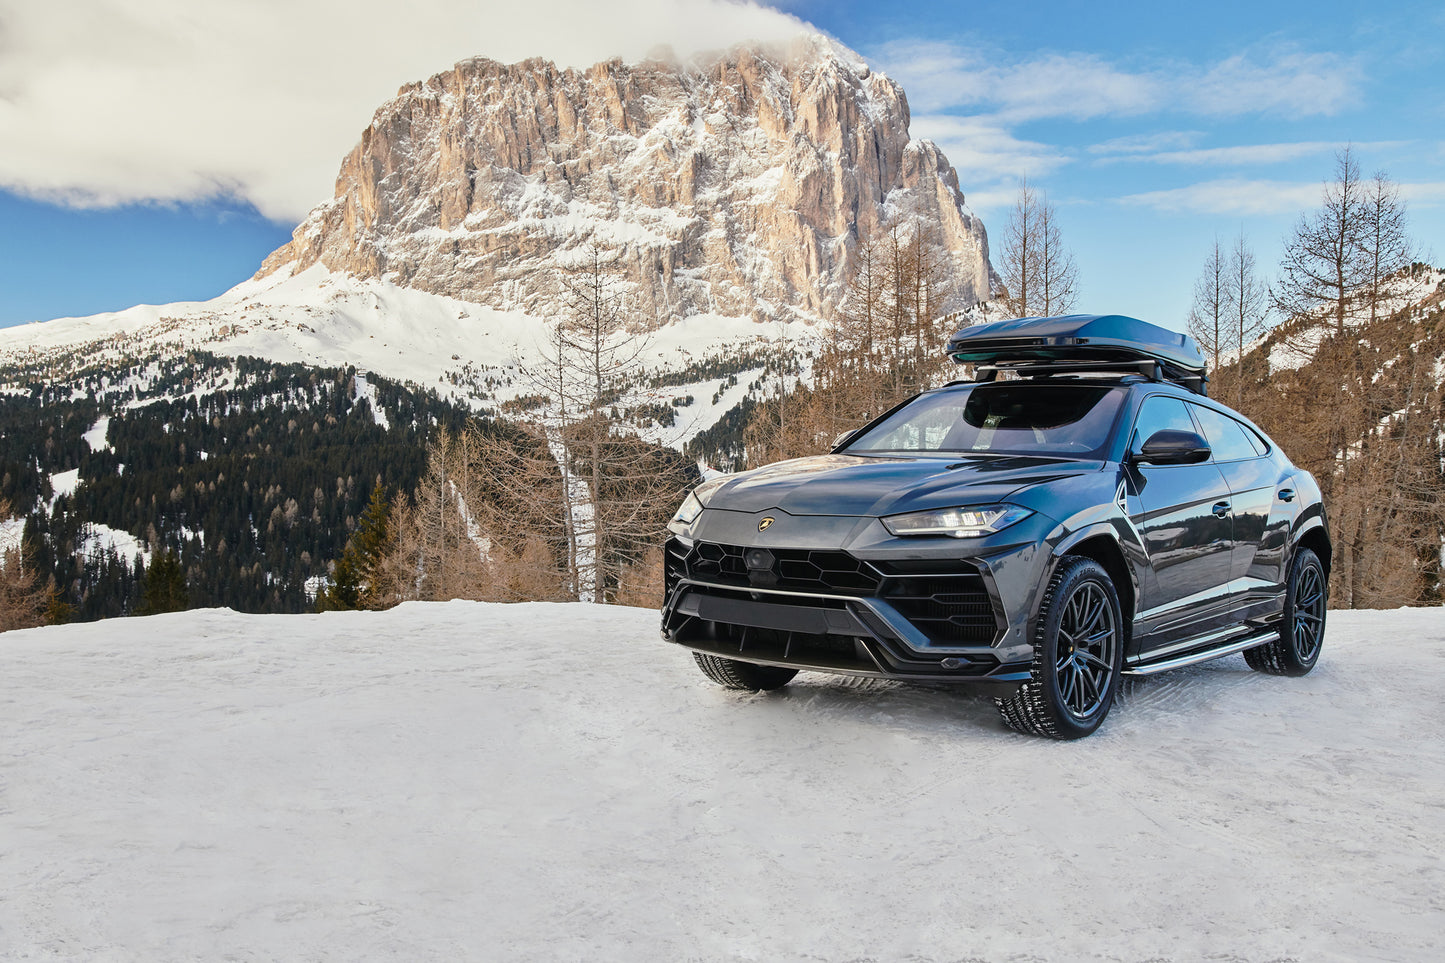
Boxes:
[1123,394,1235,649]
[1188,403,1290,623]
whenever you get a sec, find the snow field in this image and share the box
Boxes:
[1,604,1441,961]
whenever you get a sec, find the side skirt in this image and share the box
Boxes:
[1124,627,1279,676]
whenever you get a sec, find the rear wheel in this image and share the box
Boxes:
[1244,547,1326,676]
[996,557,1124,740]
[693,653,798,691]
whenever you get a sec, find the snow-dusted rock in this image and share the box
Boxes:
[258,35,992,326]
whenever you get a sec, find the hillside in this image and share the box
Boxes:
[1224,264,1445,607]
[2,602,1441,960]
[0,264,817,434]
[0,354,486,618]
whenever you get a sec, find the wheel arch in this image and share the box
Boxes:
[1294,520,1332,581]
[1052,530,1136,629]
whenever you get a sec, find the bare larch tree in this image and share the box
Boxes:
[998,178,1078,318]
[1187,237,1230,376]
[747,219,961,465]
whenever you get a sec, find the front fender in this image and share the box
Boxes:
[1026,514,1145,651]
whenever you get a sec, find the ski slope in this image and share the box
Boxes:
[2,603,1442,961]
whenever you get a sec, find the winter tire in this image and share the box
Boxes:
[1244,547,1326,676]
[995,556,1124,740]
[693,653,798,691]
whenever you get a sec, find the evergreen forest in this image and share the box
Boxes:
[1,353,479,620]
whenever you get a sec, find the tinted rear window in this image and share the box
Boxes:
[1190,405,1262,462]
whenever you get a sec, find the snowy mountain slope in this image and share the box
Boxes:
[1258,265,1445,372]
[0,263,820,450]
[2,603,1441,961]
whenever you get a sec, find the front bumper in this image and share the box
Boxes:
[661,535,1035,683]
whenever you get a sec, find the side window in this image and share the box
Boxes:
[1190,405,1260,462]
[1129,396,1196,456]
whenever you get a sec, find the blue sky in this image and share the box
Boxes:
[1,0,1440,330]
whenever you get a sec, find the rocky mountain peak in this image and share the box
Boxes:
[257,36,992,326]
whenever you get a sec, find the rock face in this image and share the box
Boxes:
[258,36,992,326]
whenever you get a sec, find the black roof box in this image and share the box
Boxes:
[947,314,1208,394]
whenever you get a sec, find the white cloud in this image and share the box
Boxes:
[1087,132,1204,155]
[1123,178,1445,216]
[1399,182,1445,206]
[876,41,1157,121]
[985,54,1160,122]
[867,39,1368,212]
[0,0,809,222]
[909,115,1070,189]
[1107,142,1341,166]
[1089,138,1416,172]
[874,39,1361,123]
[1119,179,1328,215]
[1187,52,1360,116]
[955,187,1026,213]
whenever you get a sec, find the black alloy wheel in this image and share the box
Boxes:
[1054,579,1121,719]
[996,556,1124,739]
[1245,547,1326,676]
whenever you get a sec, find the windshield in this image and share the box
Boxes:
[844,383,1126,456]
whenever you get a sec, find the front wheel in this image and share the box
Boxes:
[693,653,798,691]
[1244,547,1326,676]
[996,557,1124,740]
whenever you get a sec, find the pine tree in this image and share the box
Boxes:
[136,550,188,616]
[317,482,393,611]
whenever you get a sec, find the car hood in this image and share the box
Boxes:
[702,453,1102,518]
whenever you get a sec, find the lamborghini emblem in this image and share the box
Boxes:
[758,516,775,532]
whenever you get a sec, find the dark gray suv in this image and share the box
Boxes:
[661,315,1330,739]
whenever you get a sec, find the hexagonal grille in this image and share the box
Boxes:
[668,540,1000,646]
[682,541,882,595]
[882,574,997,644]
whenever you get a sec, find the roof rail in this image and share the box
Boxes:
[971,359,1209,396]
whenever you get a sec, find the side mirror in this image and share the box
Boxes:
[831,428,859,450]
[1135,429,1211,465]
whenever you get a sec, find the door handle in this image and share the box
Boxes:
[1212,501,1230,518]
[1278,488,1295,502]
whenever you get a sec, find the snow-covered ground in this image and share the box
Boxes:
[2,604,1441,961]
[82,416,111,452]
[76,521,151,569]
[0,516,24,557]
[45,469,79,512]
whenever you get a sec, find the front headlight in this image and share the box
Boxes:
[668,491,705,533]
[881,504,1032,539]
